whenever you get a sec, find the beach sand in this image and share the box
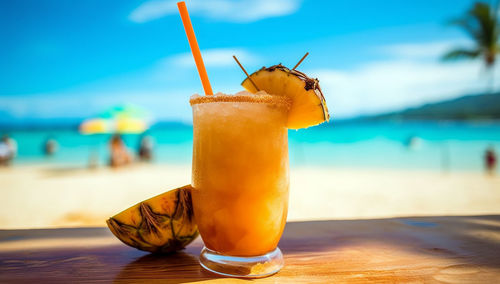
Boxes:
[1,164,499,229]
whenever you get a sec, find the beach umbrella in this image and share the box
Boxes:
[79,105,152,134]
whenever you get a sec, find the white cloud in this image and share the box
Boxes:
[0,91,194,122]
[162,48,258,68]
[309,40,496,118]
[379,39,474,59]
[129,0,177,23]
[129,0,301,23]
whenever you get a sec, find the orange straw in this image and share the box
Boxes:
[177,1,213,95]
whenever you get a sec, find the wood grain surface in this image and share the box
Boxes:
[1,215,499,283]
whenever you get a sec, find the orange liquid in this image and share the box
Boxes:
[191,95,289,256]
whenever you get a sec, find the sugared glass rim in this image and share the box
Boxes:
[190,94,292,110]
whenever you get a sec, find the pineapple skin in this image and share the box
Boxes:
[106,185,199,253]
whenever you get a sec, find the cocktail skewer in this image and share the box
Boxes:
[233,55,260,91]
[293,52,309,70]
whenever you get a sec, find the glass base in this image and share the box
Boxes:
[199,246,284,278]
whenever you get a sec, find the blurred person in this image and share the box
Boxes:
[138,133,154,162]
[109,134,132,168]
[88,149,99,169]
[43,136,59,156]
[0,140,9,166]
[4,134,17,158]
[485,146,497,175]
[405,134,421,150]
[0,134,17,166]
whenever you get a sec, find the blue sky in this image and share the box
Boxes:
[0,0,495,123]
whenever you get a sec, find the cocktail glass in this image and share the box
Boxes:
[190,93,290,278]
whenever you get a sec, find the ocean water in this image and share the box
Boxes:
[3,120,500,172]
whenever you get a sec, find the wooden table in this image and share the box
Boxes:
[1,215,499,283]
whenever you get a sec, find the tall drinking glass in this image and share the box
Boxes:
[190,93,290,278]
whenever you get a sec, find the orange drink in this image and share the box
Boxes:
[190,92,291,276]
[177,2,328,277]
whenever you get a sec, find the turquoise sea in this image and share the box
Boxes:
[4,120,500,172]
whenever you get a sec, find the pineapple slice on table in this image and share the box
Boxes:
[242,64,330,129]
[106,185,199,253]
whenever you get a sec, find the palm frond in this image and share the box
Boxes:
[447,3,499,47]
[469,2,497,47]
[444,2,500,67]
[442,49,481,61]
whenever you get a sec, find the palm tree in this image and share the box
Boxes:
[443,2,500,91]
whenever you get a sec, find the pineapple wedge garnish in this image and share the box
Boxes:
[242,64,329,129]
[107,185,199,253]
